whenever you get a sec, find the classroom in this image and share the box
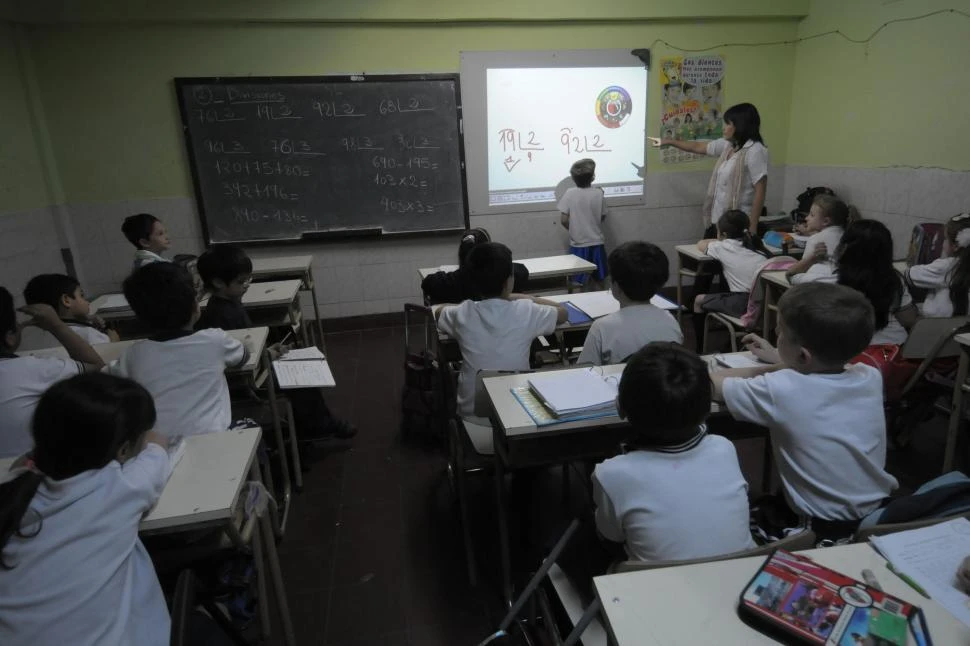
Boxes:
[2,0,970,644]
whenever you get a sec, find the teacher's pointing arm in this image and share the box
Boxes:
[647,136,708,156]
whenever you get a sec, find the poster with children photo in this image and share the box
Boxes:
[659,55,725,164]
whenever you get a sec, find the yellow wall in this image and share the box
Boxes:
[16,8,800,203]
[0,22,52,210]
[785,0,970,170]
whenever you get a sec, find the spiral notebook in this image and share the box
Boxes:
[526,368,618,417]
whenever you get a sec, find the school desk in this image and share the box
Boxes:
[17,327,298,532]
[0,427,296,646]
[250,255,324,346]
[945,333,970,474]
[481,356,771,604]
[418,254,597,292]
[593,542,970,646]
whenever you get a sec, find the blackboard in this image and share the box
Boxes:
[175,75,468,244]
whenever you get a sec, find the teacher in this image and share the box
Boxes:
[650,102,768,237]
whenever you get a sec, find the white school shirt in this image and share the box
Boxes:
[704,238,769,293]
[0,444,171,646]
[908,257,959,317]
[592,433,755,561]
[132,249,168,270]
[0,356,83,457]
[577,304,683,366]
[705,139,769,224]
[24,323,110,350]
[438,298,558,419]
[557,186,608,247]
[723,365,897,520]
[108,329,246,437]
[791,267,912,345]
[802,226,844,261]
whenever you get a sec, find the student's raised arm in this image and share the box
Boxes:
[19,304,104,369]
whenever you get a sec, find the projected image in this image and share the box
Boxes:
[486,67,647,206]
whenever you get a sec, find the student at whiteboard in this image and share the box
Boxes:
[558,158,608,291]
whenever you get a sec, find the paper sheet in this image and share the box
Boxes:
[713,352,764,369]
[272,360,336,388]
[870,517,970,628]
[280,346,326,361]
[527,368,618,415]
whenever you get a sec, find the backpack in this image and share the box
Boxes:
[906,223,946,266]
[401,303,448,440]
[790,186,835,224]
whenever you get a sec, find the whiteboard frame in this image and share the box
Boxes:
[459,49,648,217]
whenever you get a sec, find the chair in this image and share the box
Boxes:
[609,529,818,573]
[170,569,250,646]
[853,512,970,542]
[702,311,749,353]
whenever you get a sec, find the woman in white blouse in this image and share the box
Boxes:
[650,102,769,237]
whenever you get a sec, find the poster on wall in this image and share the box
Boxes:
[659,55,725,164]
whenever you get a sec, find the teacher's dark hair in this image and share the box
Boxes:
[723,103,763,149]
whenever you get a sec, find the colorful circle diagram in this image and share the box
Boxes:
[595,86,633,129]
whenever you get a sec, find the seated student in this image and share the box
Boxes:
[421,228,529,304]
[436,242,567,433]
[592,343,755,561]
[711,283,898,542]
[906,213,970,317]
[792,219,917,345]
[195,244,356,438]
[108,262,247,437]
[23,273,120,346]
[785,195,859,281]
[0,287,104,457]
[692,209,770,349]
[577,241,682,365]
[0,373,171,646]
[122,213,171,270]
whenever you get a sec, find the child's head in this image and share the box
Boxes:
[23,274,89,320]
[618,343,710,445]
[776,283,874,371]
[0,287,18,351]
[0,373,156,567]
[608,242,669,303]
[722,102,763,147]
[570,158,596,188]
[197,245,253,299]
[121,213,169,253]
[834,220,899,331]
[457,228,491,266]
[944,213,970,315]
[717,210,751,240]
[806,195,859,233]
[466,242,513,299]
[123,262,199,331]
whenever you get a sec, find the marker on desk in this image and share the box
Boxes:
[886,562,931,599]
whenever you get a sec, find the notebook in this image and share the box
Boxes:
[93,293,130,312]
[527,368,618,417]
[272,346,336,388]
[563,301,593,325]
[870,517,970,628]
[739,550,931,645]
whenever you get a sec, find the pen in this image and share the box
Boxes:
[886,562,931,599]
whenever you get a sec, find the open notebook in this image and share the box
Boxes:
[271,346,336,388]
[527,368,618,417]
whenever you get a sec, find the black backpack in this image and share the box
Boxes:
[791,186,835,224]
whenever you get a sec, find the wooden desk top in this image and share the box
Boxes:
[250,255,313,279]
[0,427,261,534]
[545,290,679,314]
[760,270,791,289]
[675,244,715,262]
[18,327,268,376]
[594,542,970,646]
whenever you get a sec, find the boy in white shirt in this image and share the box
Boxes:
[122,213,171,270]
[108,262,247,437]
[436,242,566,451]
[23,273,119,346]
[712,282,898,542]
[558,158,609,290]
[577,241,682,366]
[593,343,755,561]
[0,286,105,457]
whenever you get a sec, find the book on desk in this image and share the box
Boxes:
[271,346,336,388]
[510,368,619,426]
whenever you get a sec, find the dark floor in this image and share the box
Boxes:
[268,319,960,645]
